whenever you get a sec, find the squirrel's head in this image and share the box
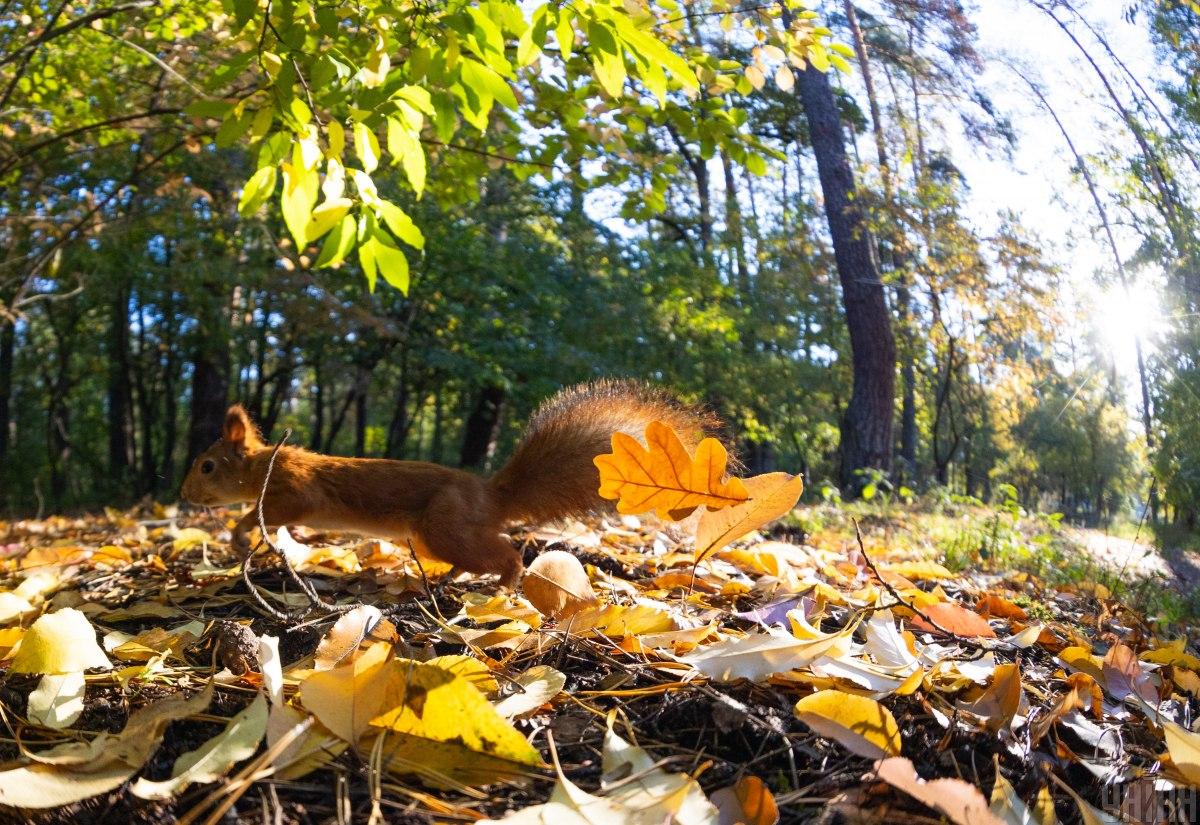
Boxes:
[181,405,265,506]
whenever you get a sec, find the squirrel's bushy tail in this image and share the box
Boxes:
[488,379,720,525]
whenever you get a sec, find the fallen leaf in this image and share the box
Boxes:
[711,775,779,825]
[314,604,384,670]
[10,608,111,674]
[27,672,86,729]
[494,665,567,719]
[267,704,347,780]
[975,594,1029,621]
[1103,643,1158,703]
[523,551,598,620]
[371,659,543,788]
[873,757,1003,825]
[600,715,718,824]
[959,663,1026,732]
[132,692,269,799]
[794,690,902,759]
[908,601,997,638]
[683,624,854,682]
[0,684,213,808]
[989,759,1033,824]
[299,640,395,742]
[1141,637,1200,672]
[695,472,803,561]
[595,421,748,518]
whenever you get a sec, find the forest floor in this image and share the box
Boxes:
[1,500,1199,824]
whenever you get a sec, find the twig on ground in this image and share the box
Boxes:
[853,519,992,654]
[242,429,361,622]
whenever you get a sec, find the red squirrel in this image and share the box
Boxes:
[180,380,716,586]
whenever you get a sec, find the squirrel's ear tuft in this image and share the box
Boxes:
[223,405,253,449]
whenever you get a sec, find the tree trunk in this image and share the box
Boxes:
[0,317,13,469]
[108,279,134,480]
[795,63,896,488]
[459,385,506,470]
[354,380,368,457]
[187,351,229,466]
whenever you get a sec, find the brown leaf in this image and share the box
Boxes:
[907,601,997,638]
[1102,643,1158,703]
[873,757,1004,825]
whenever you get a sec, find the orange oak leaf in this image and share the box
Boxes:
[594,421,748,519]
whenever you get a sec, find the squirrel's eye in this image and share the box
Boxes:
[200,460,216,474]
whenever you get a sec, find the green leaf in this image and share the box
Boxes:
[215,110,253,148]
[395,85,434,115]
[261,51,284,81]
[326,120,345,158]
[358,237,378,291]
[281,161,319,247]
[587,20,625,98]
[233,0,257,31]
[184,99,232,119]
[386,118,426,199]
[745,153,767,176]
[461,58,516,111]
[315,213,357,268]
[371,234,411,293]
[556,12,574,60]
[377,200,425,249]
[807,44,831,73]
[305,198,353,243]
[353,122,380,173]
[238,165,277,217]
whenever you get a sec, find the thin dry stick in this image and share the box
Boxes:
[245,429,361,620]
[852,518,989,652]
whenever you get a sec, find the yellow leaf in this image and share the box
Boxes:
[267,705,347,780]
[428,654,499,694]
[695,472,802,561]
[959,663,1025,732]
[794,689,901,759]
[1142,637,1200,672]
[493,665,566,719]
[171,527,213,551]
[132,693,269,799]
[1159,712,1200,786]
[989,757,1033,822]
[595,421,747,519]
[299,641,395,743]
[10,608,111,674]
[371,659,542,788]
[600,714,718,820]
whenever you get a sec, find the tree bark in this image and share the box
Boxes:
[459,384,506,470]
[187,351,229,466]
[795,63,896,487]
[0,316,13,469]
[107,278,134,480]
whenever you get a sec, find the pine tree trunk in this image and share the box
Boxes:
[459,385,506,470]
[795,64,896,488]
[187,351,229,465]
[0,317,13,469]
[108,279,134,480]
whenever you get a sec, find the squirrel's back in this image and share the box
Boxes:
[488,379,719,525]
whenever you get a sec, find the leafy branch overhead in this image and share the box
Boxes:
[203,0,847,290]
